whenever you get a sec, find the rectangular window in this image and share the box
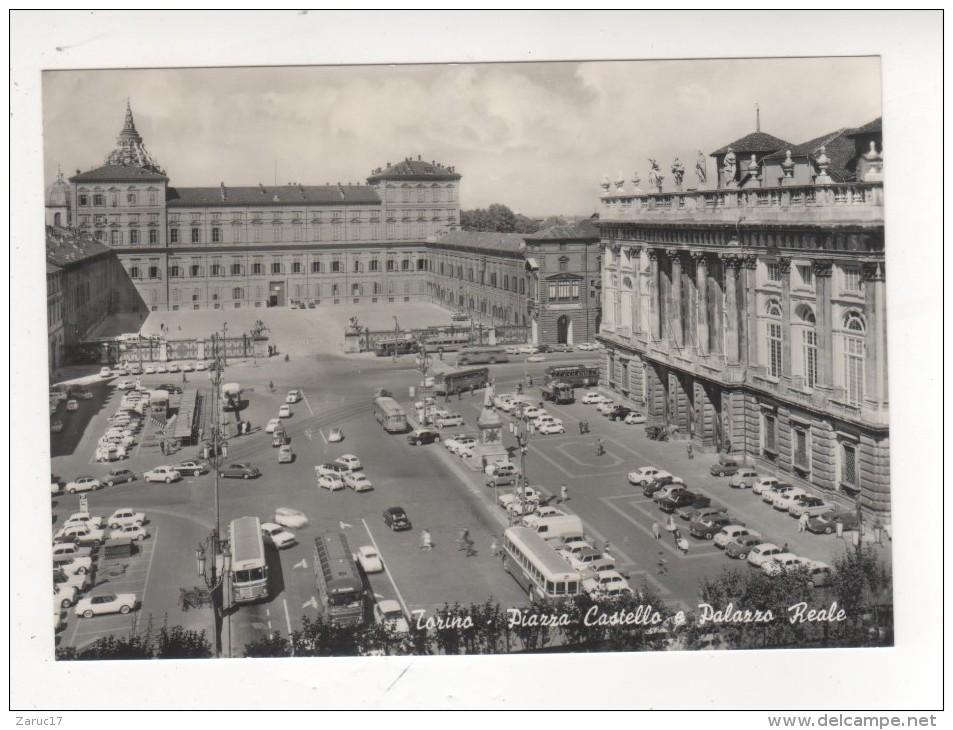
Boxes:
[211,264,222,276]
[767,322,783,378]
[148,266,159,279]
[231,263,242,276]
[844,337,865,405]
[793,428,809,471]
[802,329,817,389]
[190,265,201,277]
[126,193,137,205]
[352,283,360,295]
[311,261,321,273]
[191,228,200,244]
[418,259,426,271]
[369,260,379,272]
[293,225,301,242]
[841,443,857,487]
[763,414,777,453]
[212,228,221,243]
[843,267,862,292]
[558,258,569,272]
[169,266,181,278]
[149,229,158,245]
[233,287,244,300]
[519,280,525,294]
[272,262,282,275]
[129,229,139,245]
[386,260,395,272]
[93,194,105,207]
[130,266,141,279]
[170,228,179,244]
[253,226,262,242]
[292,261,302,274]
[766,262,781,282]
[79,194,88,206]
[797,264,813,287]
[548,280,581,301]
[252,262,262,275]
[273,225,282,242]
[149,191,158,206]
[354,260,362,273]
[331,261,341,273]
[110,230,120,245]
[401,260,410,271]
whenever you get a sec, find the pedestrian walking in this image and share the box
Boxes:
[603,540,612,556]
[676,537,690,555]
[528,377,533,387]
[596,436,606,456]
[578,421,584,435]
[782,542,789,553]
[666,514,676,533]
[687,441,694,460]
[672,528,682,548]
[458,390,463,401]
[656,552,668,575]
[420,530,433,550]
[516,383,523,395]
[560,484,569,504]
[652,520,661,541]
[799,512,809,533]
[490,538,500,557]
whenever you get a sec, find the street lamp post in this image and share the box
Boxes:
[514,420,530,525]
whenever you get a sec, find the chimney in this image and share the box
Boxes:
[220,182,227,201]
[418,154,421,161]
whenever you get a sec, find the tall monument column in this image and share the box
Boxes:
[721,254,742,364]
[778,256,793,380]
[693,252,709,355]
[667,249,683,347]
[647,249,661,341]
[862,261,887,405]
[813,259,834,386]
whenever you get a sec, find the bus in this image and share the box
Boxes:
[500,526,582,602]
[433,367,490,396]
[456,346,510,366]
[543,365,600,388]
[228,516,269,604]
[374,396,409,433]
[314,532,365,627]
[375,338,419,357]
[422,333,471,354]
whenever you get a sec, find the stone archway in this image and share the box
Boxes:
[557,315,570,344]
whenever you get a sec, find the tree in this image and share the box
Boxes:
[153,626,213,659]
[244,632,292,658]
[460,204,539,234]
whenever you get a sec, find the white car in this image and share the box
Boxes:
[344,473,374,492]
[107,524,150,542]
[374,599,410,634]
[493,394,514,409]
[286,390,301,403]
[195,361,207,371]
[155,363,168,373]
[167,362,181,373]
[762,484,799,505]
[445,435,477,455]
[265,418,282,434]
[537,421,566,435]
[517,345,539,354]
[75,592,137,618]
[576,343,597,351]
[596,401,617,416]
[278,404,292,418]
[728,469,762,489]
[328,428,344,443]
[261,522,296,549]
[520,405,545,420]
[623,412,647,425]
[63,513,104,530]
[582,570,632,598]
[99,367,113,378]
[763,553,807,577]
[116,378,136,390]
[434,412,465,428]
[355,545,384,573]
[713,525,761,550]
[772,488,810,511]
[317,474,345,491]
[746,543,786,569]
[65,399,79,412]
[653,482,688,503]
[143,466,181,483]
[498,487,542,510]
[107,508,146,529]
[526,354,547,363]
[335,454,362,471]
[534,413,560,427]
[273,507,309,529]
[627,466,662,486]
[181,363,194,372]
[752,477,784,496]
[65,476,101,494]
[143,365,156,374]
[54,523,106,546]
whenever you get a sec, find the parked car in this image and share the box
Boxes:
[789,496,833,518]
[581,392,607,405]
[158,384,183,395]
[265,418,282,434]
[690,513,733,540]
[103,468,137,487]
[316,462,349,478]
[627,466,663,487]
[106,509,146,529]
[728,469,761,489]
[181,363,194,372]
[273,507,309,529]
[497,487,542,510]
[407,428,441,445]
[53,524,106,547]
[143,365,156,375]
[272,429,289,447]
[526,354,547,363]
[286,390,302,403]
[434,412,465,428]
[595,401,617,416]
[521,505,567,523]
[374,599,410,634]
[806,510,859,535]
[355,545,384,573]
[653,484,689,504]
[382,506,412,531]
[335,454,362,471]
[485,470,520,488]
[520,405,546,421]
[583,570,633,599]
[710,459,741,477]
[328,427,344,443]
[51,542,94,561]
[676,497,715,521]
[607,405,632,421]
[219,463,261,479]
[537,421,566,435]
[577,343,597,351]
[623,412,647,425]
[167,363,181,373]
[106,524,150,542]
[713,525,760,550]
[62,512,104,530]
[805,560,833,588]
[278,404,292,418]
[658,490,703,513]
[50,420,65,434]
[316,474,345,491]
[51,555,93,576]
[278,445,294,464]
[177,460,210,477]
[75,592,137,618]
[445,436,477,455]
[772,488,810,512]
[762,483,799,506]
[746,543,786,569]
[261,522,296,549]
[344,472,374,492]
[752,477,788,496]
[65,476,101,494]
[517,345,539,355]
[763,553,807,577]
[66,399,79,412]
[155,364,168,373]
[552,343,574,352]
[724,534,765,560]
[99,367,113,378]
[143,466,181,483]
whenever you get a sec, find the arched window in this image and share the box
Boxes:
[765,298,782,318]
[764,298,783,377]
[796,304,817,388]
[844,311,866,332]
[842,311,866,404]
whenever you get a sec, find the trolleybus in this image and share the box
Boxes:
[543,364,600,388]
[500,526,582,602]
[314,532,365,627]
[374,396,409,433]
[433,367,490,396]
[228,516,269,604]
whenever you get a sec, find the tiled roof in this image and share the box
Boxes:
[367,158,461,183]
[524,219,600,242]
[711,131,792,156]
[166,184,381,207]
[70,164,169,183]
[845,117,882,136]
[46,225,113,268]
[429,231,525,253]
[764,128,856,182]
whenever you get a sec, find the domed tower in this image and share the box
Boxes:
[45,166,71,227]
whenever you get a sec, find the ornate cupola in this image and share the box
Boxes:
[104,100,165,174]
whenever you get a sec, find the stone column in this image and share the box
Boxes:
[629,246,642,334]
[778,256,792,380]
[693,252,709,354]
[667,249,683,347]
[647,249,661,341]
[744,255,759,366]
[813,259,834,386]
[862,261,887,405]
[721,254,742,364]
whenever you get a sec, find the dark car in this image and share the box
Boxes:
[103,468,137,487]
[658,490,703,513]
[641,473,681,498]
[690,513,733,540]
[724,534,765,560]
[607,405,632,422]
[552,343,574,353]
[807,510,860,535]
[383,507,412,531]
[158,384,184,395]
[676,496,713,521]
[219,463,261,479]
[536,344,553,353]
[272,429,289,447]
[177,460,210,477]
[710,459,741,477]
[408,428,441,445]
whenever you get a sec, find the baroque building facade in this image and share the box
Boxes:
[595,119,889,517]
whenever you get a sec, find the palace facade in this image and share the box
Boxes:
[595,119,889,516]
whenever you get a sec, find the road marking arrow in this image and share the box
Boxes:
[302,596,318,611]
[292,558,307,570]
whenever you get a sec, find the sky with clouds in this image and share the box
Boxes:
[43,57,881,217]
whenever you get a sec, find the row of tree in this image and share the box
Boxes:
[459,204,569,234]
[56,544,891,659]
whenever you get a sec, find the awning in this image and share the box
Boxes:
[525,258,539,271]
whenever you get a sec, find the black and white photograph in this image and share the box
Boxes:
[11,10,942,716]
